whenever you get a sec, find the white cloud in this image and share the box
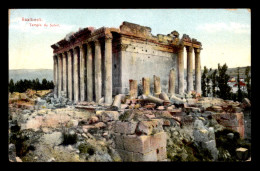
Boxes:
[197,22,250,34]
[9,16,78,35]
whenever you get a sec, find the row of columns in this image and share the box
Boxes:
[177,46,201,95]
[53,36,113,104]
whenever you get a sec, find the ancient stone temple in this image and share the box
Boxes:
[51,21,202,104]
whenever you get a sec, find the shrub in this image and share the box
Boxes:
[61,129,78,145]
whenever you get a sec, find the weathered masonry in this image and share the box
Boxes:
[51,21,202,104]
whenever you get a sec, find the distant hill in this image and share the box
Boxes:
[203,66,251,79]
[9,69,53,83]
[9,66,250,84]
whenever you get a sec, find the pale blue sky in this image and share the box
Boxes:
[9,9,251,69]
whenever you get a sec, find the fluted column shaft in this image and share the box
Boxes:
[73,48,79,102]
[86,43,93,102]
[195,48,201,94]
[177,46,184,95]
[58,54,62,98]
[94,40,102,102]
[62,53,67,96]
[186,46,194,93]
[104,36,113,104]
[53,55,58,98]
[80,45,85,101]
[67,50,73,101]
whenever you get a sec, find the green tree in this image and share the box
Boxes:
[9,79,15,93]
[237,67,243,102]
[34,78,40,92]
[210,70,217,97]
[206,68,212,96]
[42,78,48,90]
[47,80,54,89]
[202,66,208,97]
[216,63,231,100]
[245,66,251,100]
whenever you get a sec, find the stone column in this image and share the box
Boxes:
[79,45,85,101]
[186,46,194,93]
[94,39,102,102]
[129,79,138,99]
[177,46,184,95]
[62,53,67,97]
[53,55,58,98]
[168,69,176,95]
[142,77,150,95]
[195,48,202,94]
[104,35,113,104]
[153,75,161,97]
[86,43,93,102]
[73,48,79,102]
[67,50,73,101]
[58,54,62,98]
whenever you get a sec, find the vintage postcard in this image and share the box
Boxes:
[8,9,251,162]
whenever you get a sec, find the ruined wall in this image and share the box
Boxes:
[120,37,177,95]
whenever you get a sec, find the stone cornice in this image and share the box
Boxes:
[51,21,202,54]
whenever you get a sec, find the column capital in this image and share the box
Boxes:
[186,46,193,53]
[68,49,73,55]
[94,39,100,45]
[73,47,78,53]
[104,34,113,40]
[194,48,201,54]
[177,45,185,53]
[79,44,84,49]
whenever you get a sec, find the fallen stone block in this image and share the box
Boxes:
[142,94,164,105]
[111,94,125,111]
[101,111,119,122]
[169,94,186,104]
[136,119,163,135]
[159,92,170,101]
[114,133,125,150]
[132,150,157,161]
[114,121,138,135]
[88,116,99,124]
[156,146,167,161]
[150,132,167,151]
[94,122,106,129]
[123,134,151,153]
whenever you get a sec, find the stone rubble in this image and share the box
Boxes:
[8,87,251,162]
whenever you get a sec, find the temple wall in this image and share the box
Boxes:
[119,37,177,95]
